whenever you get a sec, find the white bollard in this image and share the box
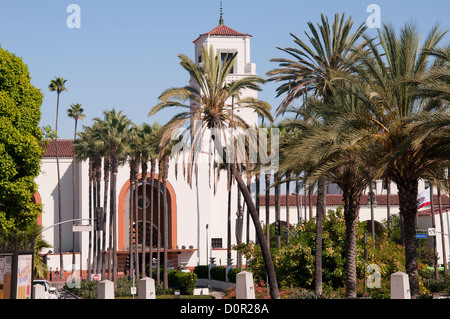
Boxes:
[138,277,156,299]
[33,284,45,299]
[236,271,255,299]
[98,279,115,299]
[390,271,411,299]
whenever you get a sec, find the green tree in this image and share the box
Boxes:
[93,109,133,288]
[149,45,279,298]
[267,13,367,295]
[67,103,85,273]
[49,76,68,279]
[0,46,44,232]
[347,22,448,298]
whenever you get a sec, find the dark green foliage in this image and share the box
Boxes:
[210,266,226,281]
[151,268,197,295]
[0,46,43,232]
[193,265,209,279]
[226,268,239,283]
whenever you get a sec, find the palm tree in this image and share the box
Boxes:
[268,14,367,294]
[148,45,279,298]
[280,90,378,298]
[147,122,161,278]
[67,103,85,274]
[49,76,68,279]
[137,123,155,276]
[74,127,98,280]
[93,109,133,288]
[344,21,448,297]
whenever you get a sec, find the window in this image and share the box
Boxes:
[220,52,235,74]
[211,238,223,249]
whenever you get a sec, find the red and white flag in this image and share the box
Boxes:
[417,188,431,209]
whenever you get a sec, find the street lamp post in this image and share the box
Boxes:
[369,184,377,244]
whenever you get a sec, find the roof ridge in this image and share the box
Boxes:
[193,24,251,43]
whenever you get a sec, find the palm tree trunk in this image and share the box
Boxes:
[233,166,280,299]
[255,172,260,245]
[108,164,113,280]
[286,173,290,245]
[430,184,439,280]
[227,164,232,264]
[314,177,325,295]
[149,159,155,278]
[386,178,391,238]
[397,179,420,298]
[110,150,119,289]
[156,163,161,285]
[55,92,64,279]
[134,156,140,279]
[236,186,243,270]
[71,119,78,274]
[265,173,270,248]
[275,172,281,248]
[102,156,109,281]
[163,156,169,290]
[296,176,301,223]
[309,183,313,220]
[88,160,93,281]
[96,164,101,275]
[343,190,360,298]
[438,187,448,273]
[141,161,148,276]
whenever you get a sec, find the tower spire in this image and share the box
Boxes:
[219,1,224,25]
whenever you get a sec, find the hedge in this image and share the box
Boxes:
[194,265,239,283]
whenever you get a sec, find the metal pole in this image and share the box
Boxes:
[39,218,95,234]
[363,232,367,297]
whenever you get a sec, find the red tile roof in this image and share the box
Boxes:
[194,24,251,43]
[42,139,74,158]
[258,194,450,214]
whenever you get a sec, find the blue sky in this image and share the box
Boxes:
[0,0,448,139]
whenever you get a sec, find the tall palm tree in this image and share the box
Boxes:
[49,76,68,279]
[137,123,155,276]
[267,13,367,295]
[74,127,98,280]
[345,21,448,297]
[67,103,85,274]
[147,122,161,278]
[148,45,279,298]
[93,109,133,288]
[280,90,378,298]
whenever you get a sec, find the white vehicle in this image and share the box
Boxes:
[33,280,64,299]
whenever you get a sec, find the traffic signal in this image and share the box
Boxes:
[126,255,130,269]
[95,207,104,231]
[275,220,281,236]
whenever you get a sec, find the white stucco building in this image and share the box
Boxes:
[35,18,450,279]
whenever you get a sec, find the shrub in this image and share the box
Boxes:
[168,270,197,295]
[193,265,209,279]
[227,268,239,283]
[210,266,226,281]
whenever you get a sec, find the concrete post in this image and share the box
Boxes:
[98,279,115,299]
[236,271,255,299]
[390,271,411,299]
[33,284,45,299]
[138,277,156,299]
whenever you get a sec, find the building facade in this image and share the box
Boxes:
[35,20,450,279]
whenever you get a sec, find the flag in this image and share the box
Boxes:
[417,188,431,209]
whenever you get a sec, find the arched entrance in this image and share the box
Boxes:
[117,173,177,273]
[33,192,42,226]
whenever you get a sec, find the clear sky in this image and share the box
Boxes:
[0,0,448,139]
